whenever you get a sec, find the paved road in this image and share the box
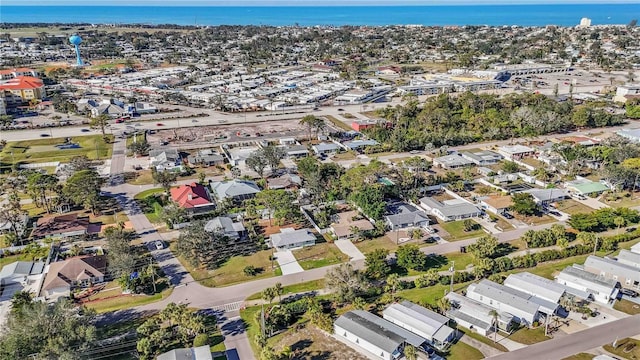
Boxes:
[488,315,640,360]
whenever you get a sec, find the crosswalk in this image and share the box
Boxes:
[210,301,243,312]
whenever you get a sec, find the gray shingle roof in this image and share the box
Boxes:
[211,180,261,200]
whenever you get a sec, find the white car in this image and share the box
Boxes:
[154,241,165,250]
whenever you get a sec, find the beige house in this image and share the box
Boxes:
[41,255,106,299]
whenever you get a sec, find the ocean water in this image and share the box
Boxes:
[1,4,639,27]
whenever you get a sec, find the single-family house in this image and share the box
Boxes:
[149,149,183,172]
[133,102,158,115]
[31,213,89,239]
[466,279,541,326]
[267,174,302,190]
[0,261,45,300]
[565,179,609,197]
[432,154,474,169]
[41,255,107,299]
[269,228,316,251]
[187,149,225,167]
[170,183,215,212]
[344,139,379,151]
[616,249,640,269]
[479,195,513,215]
[461,150,503,166]
[522,188,567,205]
[210,179,261,202]
[583,255,640,290]
[285,145,309,158]
[497,145,535,160]
[555,265,619,304]
[334,310,427,360]
[90,99,127,118]
[419,197,481,222]
[312,142,340,155]
[503,272,566,306]
[204,216,246,240]
[157,345,212,360]
[385,203,430,231]
[382,301,455,350]
[445,292,516,336]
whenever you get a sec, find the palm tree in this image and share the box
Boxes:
[404,344,417,360]
[489,309,499,343]
[437,297,451,315]
[274,282,283,303]
[299,115,318,141]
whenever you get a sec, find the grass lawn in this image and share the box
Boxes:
[22,202,46,217]
[133,187,164,200]
[562,354,594,360]
[604,338,640,359]
[399,282,472,307]
[446,340,485,360]
[0,135,113,170]
[507,326,549,345]
[603,193,640,208]
[526,254,590,279]
[613,299,640,315]
[85,288,173,313]
[240,305,263,355]
[292,242,348,270]
[436,252,475,272]
[439,220,485,241]
[0,253,35,271]
[245,279,326,301]
[354,236,399,254]
[555,199,595,215]
[457,327,509,352]
[96,314,150,339]
[323,115,352,131]
[517,213,557,226]
[127,169,156,185]
[172,244,282,287]
[332,152,357,160]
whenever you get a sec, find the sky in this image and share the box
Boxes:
[4,0,639,5]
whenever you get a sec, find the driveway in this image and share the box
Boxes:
[334,239,365,261]
[274,250,304,275]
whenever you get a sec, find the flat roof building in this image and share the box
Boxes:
[467,279,541,326]
[503,272,566,305]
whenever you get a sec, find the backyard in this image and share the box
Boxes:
[292,242,348,270]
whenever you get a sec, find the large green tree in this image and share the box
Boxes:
[64,169,105,214]
[26,172,59,214]
[0,299,96,359]
[365,248,391,280]
[510,193,539,216]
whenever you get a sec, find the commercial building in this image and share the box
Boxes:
[466,279,541,326]
[583,255,640,290]
[334,310,426,360]
[0,67,38,80]
[0,76,45,101]
[419,197,481,222]
[382,301,455,350]
[555,265,619,304]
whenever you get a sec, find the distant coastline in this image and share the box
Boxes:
[1,4,639,26]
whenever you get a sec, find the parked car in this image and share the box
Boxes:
[503,212,514,219]
[40,133,50,137]
[81,128,90,132]
[156,123,164,126]
[620,288,639,297]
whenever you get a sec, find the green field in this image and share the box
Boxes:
[0,135,113,171]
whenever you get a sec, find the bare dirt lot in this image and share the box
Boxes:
[271,325,368,360]
[146,119,314,149]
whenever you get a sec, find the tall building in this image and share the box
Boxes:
[0,76,45,101]
[0,68,38,80]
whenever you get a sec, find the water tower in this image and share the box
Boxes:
[69,34,84,66]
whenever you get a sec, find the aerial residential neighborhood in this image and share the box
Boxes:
[2,11,640,360]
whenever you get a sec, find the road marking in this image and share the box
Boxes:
[210,301,243,312]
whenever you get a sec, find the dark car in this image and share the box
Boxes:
[620,288,638,297]
[337,108,345,111]
[40,133,50,137]
[549,211,561,216]
[81,128,90,132]
[503,212,514,219]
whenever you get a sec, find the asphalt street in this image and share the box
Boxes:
[489,315,640,360]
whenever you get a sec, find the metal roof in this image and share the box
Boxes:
[468,280,540,315]
[335,310,426,353]
[585,255,640,282]
[616,250,640,269]
[504,272,566,304]
[383,301,452,342]
[448,309,492,331]
[557,265,618,291]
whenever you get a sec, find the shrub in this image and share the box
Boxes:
[193,333,209,347]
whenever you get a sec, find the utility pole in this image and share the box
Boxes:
[150,257,157,293]
[450,261,455,293]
